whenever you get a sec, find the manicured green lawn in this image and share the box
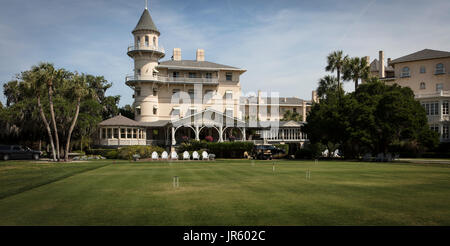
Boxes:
[0,159,449,225]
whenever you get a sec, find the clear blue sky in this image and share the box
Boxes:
[1,0,449,106]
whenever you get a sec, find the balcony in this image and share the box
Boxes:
[415,90,450,99]
[159,76,218,84]
[126,74,219,84]
[127,44,165,55]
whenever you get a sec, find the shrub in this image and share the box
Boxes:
[104,150,118,159]
[178,141,254,158]
[117,145,165,160]
[295,148,312,159]
[295,143,325,159]
[85,149,113,157]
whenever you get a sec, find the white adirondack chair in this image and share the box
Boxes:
[151,151,159,160]
[202,151,209,160]
[183,151,190,160]
[170,151,178,160]
[192,151,199,160]
[161,151,168,160]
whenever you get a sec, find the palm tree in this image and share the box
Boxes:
[64,74,89,161]
[23,66,58,161]
[325,50,348,95]
[317,75,339,99]
[343,57,370,90]
[40,63,63,161]
[3,80,21,107]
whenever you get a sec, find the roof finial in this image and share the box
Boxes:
[145,0,148,10]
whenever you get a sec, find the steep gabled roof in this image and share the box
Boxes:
[99,114,143,127]
[157,60,245,71]
[133,9,159,34]
[370,59,394,72]
[390,49,450,65]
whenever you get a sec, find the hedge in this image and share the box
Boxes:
[117,145,165,160]
[178,141,254,158]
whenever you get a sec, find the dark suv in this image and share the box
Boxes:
[251,145,285,160]
[0,145,41,161]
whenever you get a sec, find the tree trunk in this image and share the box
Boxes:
[37,95,57,161]
[354,79,358,91]
[64,97,81,161]
[48,85,60,161]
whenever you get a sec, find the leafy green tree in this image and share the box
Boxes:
[119,104,135,119]
[281,110,302,121]
[2,63,119,160]
[304,78,438,159]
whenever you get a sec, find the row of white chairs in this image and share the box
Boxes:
[151,151,210,160]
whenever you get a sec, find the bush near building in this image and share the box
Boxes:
[178,141,254,158]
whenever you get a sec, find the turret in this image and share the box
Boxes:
[125,5,165,122]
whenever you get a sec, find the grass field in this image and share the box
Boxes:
[0,159,449,225]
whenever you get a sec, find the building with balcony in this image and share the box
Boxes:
[97,6,313,148]
[367,49,450,142]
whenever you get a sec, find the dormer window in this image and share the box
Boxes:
[435,63,445,74]
[226,72,232,81]
[401,67,410,77]
[420,82,426,90]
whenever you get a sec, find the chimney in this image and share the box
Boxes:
[257,90,262,104]
[173,48,181,61]
[387,58,391,66]
[312,90,319,103]
[302,100,307,122]
[379,50,385,78]
[364,56,370,66]
[196,49,205,62]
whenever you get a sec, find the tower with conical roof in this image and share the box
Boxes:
[126,4,165,122]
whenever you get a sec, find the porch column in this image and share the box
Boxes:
[171,127,176,146]
[242,128,246,141]
[219,126,223,142]
[118,127,121,146]
[302,101,307,122]
[195,125,200,141]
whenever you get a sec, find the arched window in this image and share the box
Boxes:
[436,63,445,74]
[420,82,426,89]
[137,37,141,47]
[153,37,156,47]
[401,67,410,77]
[145,36,149,46]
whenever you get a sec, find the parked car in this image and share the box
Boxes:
[251,144,285,160]
[0,145,41,161]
